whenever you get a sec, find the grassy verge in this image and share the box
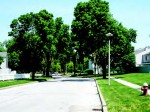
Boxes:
[113,73,150,86]
[73,73,150,112]
[0,79,33,88]
[0,76,52,88]
[96,78,150,112]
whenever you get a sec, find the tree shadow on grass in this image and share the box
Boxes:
[110,73,131,79]
[114,76,125,79]
[33,79,47,82]
[61,78,94,82]
[28,77,49,82]
[15,78,48,83]
[70,74,101,78]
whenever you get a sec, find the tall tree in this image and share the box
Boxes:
[71,2,91,64]
[8,10,71,77]
[72,0,137,78]
[6,39,20,70]
[54,17,71,73]
[72,0,110,78]
[34,10,57,77]
[112,27,137,73]
[8,12,43,79]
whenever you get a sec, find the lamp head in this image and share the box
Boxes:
[106,32,113,37]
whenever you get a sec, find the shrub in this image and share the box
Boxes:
[67,62,74,72]
[85,69,93,74]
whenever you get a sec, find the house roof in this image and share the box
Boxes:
[135,46,150,54]
[0,52,7,57]
[143,52,150,56]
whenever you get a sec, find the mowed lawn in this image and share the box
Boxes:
[76,73,150,111]
[0,76,51,88]
[97,78,150,112]
[0,79,33,88]
[113,73,150,86]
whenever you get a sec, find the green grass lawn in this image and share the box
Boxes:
[0,79,33,88]
[0,76,52,88]
[113,73,150,86]
[96,78,150,112]
[75,73,150,112]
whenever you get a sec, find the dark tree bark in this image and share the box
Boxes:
[73,56,76,76]
[43,70,46,76]
[46,55,51,77]
[31,71,36,80]
[94,62,96,74]
[102,63,106,79]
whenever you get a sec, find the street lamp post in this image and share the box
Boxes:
[72,48,77,76]
[106,33,113,85]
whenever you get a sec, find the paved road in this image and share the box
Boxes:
[0,77,102,112]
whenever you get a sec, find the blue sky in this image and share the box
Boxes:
[0,0,149,50]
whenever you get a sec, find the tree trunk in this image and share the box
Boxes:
[94,62,96,74]
[102,64,106,79]
[97,65,100,74]
[65,63,67,74]
[46,63,50,77]
[43,70,46,76]
[46,55,51,77]
[31,71,36,80]
[93,53,96,74]
[63,64,65,73]
[73,60,76,76]
[80,62,84,75]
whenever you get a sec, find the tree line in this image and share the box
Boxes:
[71,0,137,78]
[4,0,136,79]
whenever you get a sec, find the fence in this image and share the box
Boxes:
[0,73,30,81]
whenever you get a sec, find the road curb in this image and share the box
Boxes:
[94,79,108,112]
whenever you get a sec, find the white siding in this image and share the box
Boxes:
[135,47,150,66]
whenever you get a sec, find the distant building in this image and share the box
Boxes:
[135,46,150,72]
[0,52,30,80]
[88,46,150,73]
[89,60,102,74]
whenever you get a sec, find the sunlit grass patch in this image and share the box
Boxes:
[97,78,150,112]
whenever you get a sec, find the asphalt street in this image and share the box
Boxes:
[0,77,101,112]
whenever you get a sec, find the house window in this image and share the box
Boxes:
[145,54,150,62]
[145,56,147,61]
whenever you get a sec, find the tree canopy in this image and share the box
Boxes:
[0,42,6,66]
[7,10,71,79]
[6,1,137,79]
[71,0,137,78]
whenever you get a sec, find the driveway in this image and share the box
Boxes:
[0,77,102,112]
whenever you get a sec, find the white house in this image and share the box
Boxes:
[89,60,102,74]
[135,46,150,72]
[88,46,150,74]
[0,52,30,80]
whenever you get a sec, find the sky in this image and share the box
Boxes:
[0,0,150,50]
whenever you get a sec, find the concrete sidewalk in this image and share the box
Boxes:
[111,77,150,94]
